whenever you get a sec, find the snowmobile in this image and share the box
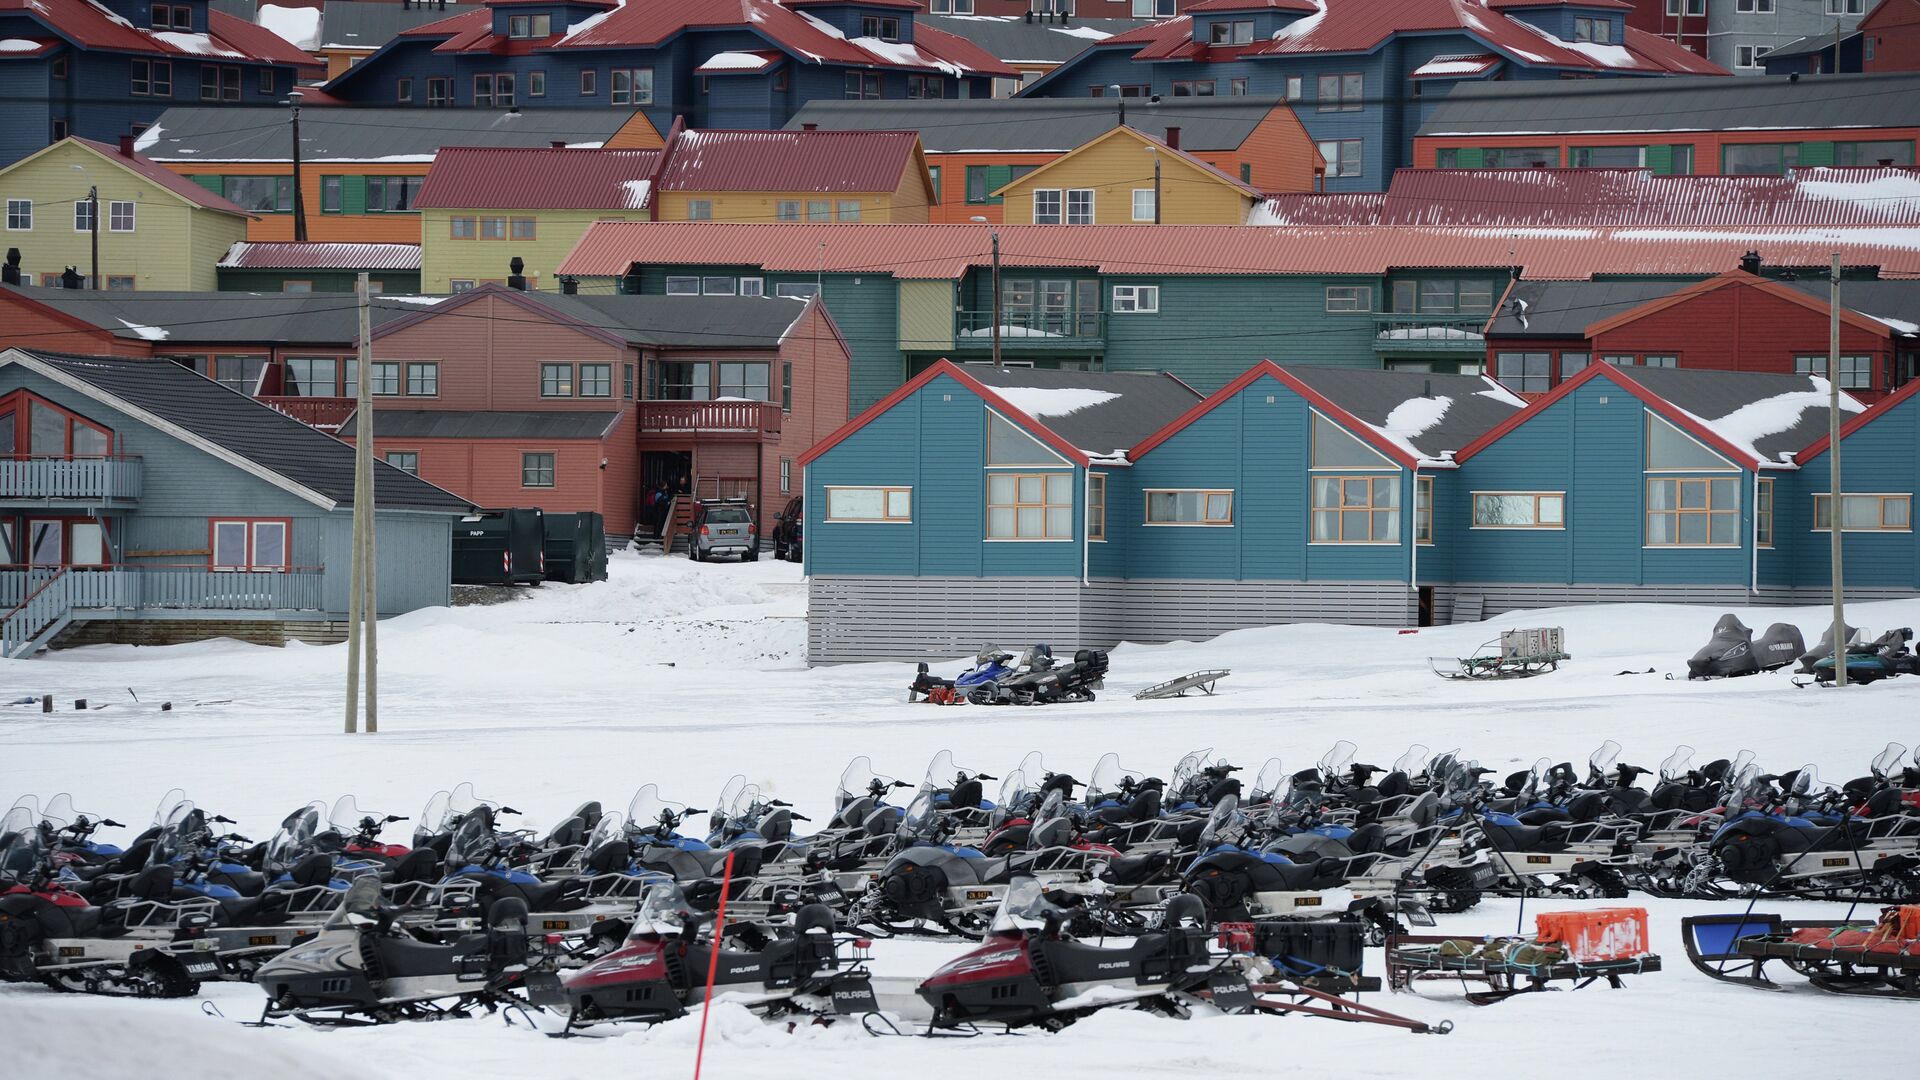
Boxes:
[908,646,1016,704]
[253,875,534,1025]
[914,877,1249,1030]
[1179,796,1355,921]
[1799,627,1918,686]
[539,882,875,1029]
[1681,615,1804,679]
[966,644,1108,705]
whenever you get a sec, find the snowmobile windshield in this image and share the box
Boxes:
[1251,759,1286,804]
[1198,794,1243,850]
[1790,765,1827,799]
[974,644,1007,665]
[1087,753,1143,802]
[1,805,33,839]
[0,807,41,877]
[1659,745,1696,783]
[1728,751,1757,786]
[266,803,326,871]
[151,788,187,827]
[626,785,684,834]
[1443,761,1485,802]
[1523,758,1554,801]
[446,782,496,821]
[39,793,89,833]
[1589,740,1623,781]
[1871,742,1910,780]
[1317,740,1358,780]
[1013,751,1046,785]
[630,883,698,940]
[1427,751,1460,785]
[1168,749,1213,800]
[712,775,748,833]
[324,875,382,930]
[584,811,626,857]
[990,876,1070,935]
[924,750,976,789]
[147,801,201,868]
[898,791,940,843]
[1392,745,1431,777]
[991,770,1033,827]
[836,757,898,809]
[416,791,450,845]
[1726,764,1766,810]
[446,806,498,868]
[329,796,385,835]
[1028,791,1071,850]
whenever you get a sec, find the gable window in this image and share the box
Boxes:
[1318,139,1362,178]
[989,472,1074,540]
[1573,17,1612,44]
[405,362,438,396]
[1112,285,1159,313]
[1795,354,1872,391]
[386,451,419,475]
[862,16,900,40]
[844,72,882,99]
[1033,189,1062,224]
[1645,412,1738,547]
[579,363,613,398]
[541,363,575,397]
[521,452,556,488]
[427,77,451,106]
[1311,411,1393,470]
[211,519,289,571]
[6,200,29,230]
[1473,492,1565,529]
[1147,489,1234,526]
[1317,73,1363,113]
[1065,189,1093,225]
[1087,472,1107,541]
[826,486,911,522]
[1208,20,1254,45]
[1130,188,1156,222]
[1172,80,1215,96]
[1324,285,1371,313]
[131,59,172,97]
[987,411,1068,467]
[1495,352,1552,394]
[1815,493,1912,532]
[1755,477,1773,547]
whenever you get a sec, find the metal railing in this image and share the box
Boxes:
[636,400,783,438]
[260,396,358,430]
[954,308,1106,349]
[0,455,142,501]
[1371,313,1489,346]
[1,565,327,658]
[2,567,67,658]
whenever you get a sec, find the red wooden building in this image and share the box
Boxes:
[1863,0,1920,71]
[1483,269,1920,400]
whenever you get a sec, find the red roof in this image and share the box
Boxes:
[1483,0,1631,9]
[1188,0,1320,11]
[557,221,1920,281]
[71,137,255,218]
[217,242,422,270]
[655,129,924,194]
[409,0,1014,77]
[1252,166,1920,228]
[1797,376,1920,461]
[0,2,315,65]
[1452,363,1764,468]
[1409,52,1503,77]
[415,147,662,210]
[1096,0,1723,75]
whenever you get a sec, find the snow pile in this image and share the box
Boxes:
[558,0,622,43]
[1411,54,1496,77]
[0,38,44,52]
[256,5,322,51]
[699,51,775,71]
[1695,376,1864,463]
[1797,174,1920,221]
[959,325,1064,338]
[1268,0,1324,46]
[153,31,245,58]
[1377,326,1482,341]
[115,320,169,341]
[1048,26,1112,41]
[620,179,652,210]
[989,386,1120,418]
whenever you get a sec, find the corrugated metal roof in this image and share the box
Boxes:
[69,138,255,219]
[656,130,921,194]
[318,1,485,51]
[136,107,644,164]
[415,147,661,210]
[1410,53,1502,78]
[786,97,1288,154]
[557,221,1920,281]
[916,14,1148,65]
[0,1,315,64]
[1189,0,1319,11]
[218,242,423,270]
[1250,167,1920,228]
[1418,71,1920,137]
[340,410,621,441]
[0,285,433,344]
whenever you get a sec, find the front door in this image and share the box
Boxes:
[1076,280,1100,337]
[1040,280,1071,336]
[26,519,61,566]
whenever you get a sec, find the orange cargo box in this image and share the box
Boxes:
[1535,908,1650,963]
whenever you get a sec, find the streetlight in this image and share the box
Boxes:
[970,215,1001,368]
[284,89,308,242]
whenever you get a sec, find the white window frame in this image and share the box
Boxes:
[1111,285,1159,314]
[1131,188,1154,222]
[1033,188,1062,224]
[1065,188,1094,225]
[739,277,765,297]
[987,471,1075,542]
[1471,491,1566,530]
[210,519,289,571]
[1144,488,1235,527]
[6,199,29,230]
[73,200,94,233]
[108,201,135,232]
[825,485,913,523]
[1324,285,1372,313]
[1813,493,1912,533]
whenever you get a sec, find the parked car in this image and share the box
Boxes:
[690,499,758,562]
[771,496,803,562]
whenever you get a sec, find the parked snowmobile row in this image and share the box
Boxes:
[909,643,1109,705]
[1683,612,1920,685]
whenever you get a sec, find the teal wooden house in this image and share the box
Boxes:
[1,349,472,657]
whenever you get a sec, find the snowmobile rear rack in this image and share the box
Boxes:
[1384,931,1659,1005]
[1431,628,1568,681]
[1133,669,1231,700]
[1681,911,1920,998]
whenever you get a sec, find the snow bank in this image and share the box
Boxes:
[989,386,1120,418]
[700,51,775,71]
[0,998,355,1079]
[256,5,321,51]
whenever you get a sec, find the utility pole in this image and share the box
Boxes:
[87,186,99,290]
[1828,252,1846,687]
[344,272,378,729]
[289,91,308,243]
[990,230,1002,369]
[1152,149,1162,225]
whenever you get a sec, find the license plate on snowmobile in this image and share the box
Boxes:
[1207,976,1255,1013]
[831,976,878,1014]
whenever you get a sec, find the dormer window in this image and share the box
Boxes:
[1573,17,1612,44]
[151,4,192,30]
[862,16,899,41]
[1209,20,1254,46]
[509,13,552,38]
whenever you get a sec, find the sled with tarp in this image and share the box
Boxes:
[1430,628,1568,681]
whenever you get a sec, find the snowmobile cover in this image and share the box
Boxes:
[1752,623,1806,672]
[1687,614,1757,679]
[1797,621,1859,674]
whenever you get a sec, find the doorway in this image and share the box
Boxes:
[1418,586,1435,628]
[641,451,693,538]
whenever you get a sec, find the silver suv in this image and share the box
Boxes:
[690,501,758,562]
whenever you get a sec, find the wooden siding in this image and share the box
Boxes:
[0,291,151,355]
[422,208,652,293]
[1412,127,1920,174]
[0,141,246,290]
[897,279,955,352]
[1101,275,1384,390]
[1189,106,1323,195]
[371,292,635,411]
[654,187,921,224]
[925,151,1059,225]
[997,132,1255,225]
[1788,389,1920,591]
[178,162,431,244]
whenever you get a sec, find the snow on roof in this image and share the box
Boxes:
[1695,377,1864,464]
[1410,53,1501,77]
[620,179,652,210]
[1049,25,1113,41]
[116,319,169,341]
[989,386,1122,418]
[1797,172,1920,221]
[1370,394,1454,462]
[256,4,321,51]
[698,50,780,71]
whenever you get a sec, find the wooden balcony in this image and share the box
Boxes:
[3,565,326,658]
[261,395,357,431]
[0,456,142,505]
[636,400,783,441]
[952,309,1107,354]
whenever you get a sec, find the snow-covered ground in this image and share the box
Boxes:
[3,550,1912,1076]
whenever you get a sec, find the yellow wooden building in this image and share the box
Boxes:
[0,138,254,292]
[647,128,933,225]
[993,125,1270,226]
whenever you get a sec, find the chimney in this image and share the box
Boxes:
[1423,379,1432,399]
[1739,250,1762,275]
[507,256,527,291]
[1164,126,1180,150]
[551,140,566,149]
[2,248,20,287]
[803,123,817,131]
[561,276,579,296]
[1025,10,1033,23]
[118,134,135,157]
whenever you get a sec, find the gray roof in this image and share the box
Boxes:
[2,285,433,345]
[1281,367,1525,459]
[1418,72,1920,137]
[917,14,1149,65]
[1486,280,1690,337]
[134,107,643,163]
[1616,367,1849,463]
[527,293,809,349]
[785,97,1289,154]
[341,410,622,441]
[18,351,470,513]
[1761,30,1861,61]
[321,1,485,51]
[962,366,1202,457]
[1784,279,1920,335]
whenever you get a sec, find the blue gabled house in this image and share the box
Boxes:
[1786,378,1920,600]
[0,0,316,166]
[323,0,1013,131]
[1018,0,1725,190]
[1,348,472,657]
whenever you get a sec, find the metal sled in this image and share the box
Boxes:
[1384,931,1659,1005]
[1431,628,1568,681]
[1134,669,1231,700]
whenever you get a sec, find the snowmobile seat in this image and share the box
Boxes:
[482,896,531,969]
[1563,792,1606,822]
[286,853,334,889]
[1029,817,1071,850]
[948,779,983,810]
[1481,821,1568,853]
[1344,823,1386,855]
[1400,793,1440,830]
[767,903,841,984]
[545,816,586,851]
[208,866,265,896]
[1101,851,1168,887]
[387,848,439,884]
[1516,807,1573,827]
[1377,772,1410,800]
[584,840,631,875]
[862,806,902,839]
[127,864,174,902]
[1094,788,1161,826]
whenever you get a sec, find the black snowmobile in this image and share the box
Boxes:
[967,645,1109,705]
[252,875,534,1025]
[1685,615,1805,679]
